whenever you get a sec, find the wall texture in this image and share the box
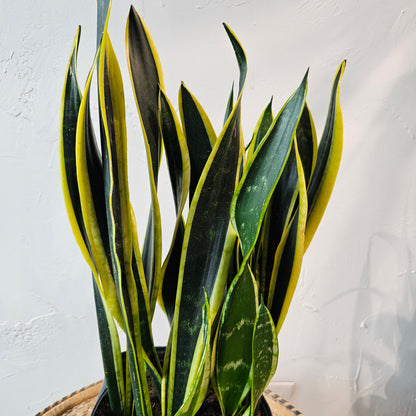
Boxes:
[1,0,416,415]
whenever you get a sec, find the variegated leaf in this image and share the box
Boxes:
[215,265,257,416]
[296,104,317,188]
[167,25,247,416]
[99,31,151,416]
[246,98,273,162]
[223,82,234,126]
[179,83,216,203]
[175,297,211,416]
[159,88,190,323]
[304,61,346,250]
[126,6,163,312]
[268,135,308,333]
[93,277,126,416]
[231,71,308,260]
[251,301,278,415]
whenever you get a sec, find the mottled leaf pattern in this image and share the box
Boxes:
[215,266,257,416]
[251,301,278,415]
[231,72,308,259]
[167,25,247,416]
[61,5,345,416]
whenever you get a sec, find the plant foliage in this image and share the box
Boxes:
[60,2,345,416]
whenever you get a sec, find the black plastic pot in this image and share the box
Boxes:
[91,348,272,416]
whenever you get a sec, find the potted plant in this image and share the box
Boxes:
[56,1,345,415]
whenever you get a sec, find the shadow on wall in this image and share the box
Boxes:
[350,228,416,415]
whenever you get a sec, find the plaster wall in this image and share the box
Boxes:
[1,0,416,415]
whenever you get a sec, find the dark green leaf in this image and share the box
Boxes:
[305,61,346,249]
[170,101,242,413]
[215,265,257,416]
[93,277,125,416]
[179,84,215,203]
[251,301,278,415]
[231,71,308,259]
[223,82,234,125]
[296,104,317,187]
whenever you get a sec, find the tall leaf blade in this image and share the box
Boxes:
[251,301,278,416]
[169,104,242,415]
[168,26,247,416]
[60,27,91,265]
[246,98,274,162]
[268,135,308,333]
[99,32,151,416]
[254,147,298,299]
[175,298,211,416]
[296,104,317,188]
[159,88,191,323]
[304,61,346,250]
[61,27,127,416]
[93,278,126,416]
[126,7,163,312]
[126,5,164,180]
[131,209,161,373]
[159,88,190,215]
[223,82,234,126]
[179,83,216,203]
[160,219,185,323]
[74,49,124,327]
[231,72,308,259]
[215,265,257,416]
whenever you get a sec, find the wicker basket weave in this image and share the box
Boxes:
[35,383,303,416]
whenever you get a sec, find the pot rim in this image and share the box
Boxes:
[35,382,304,416]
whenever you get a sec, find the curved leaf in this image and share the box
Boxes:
[305,60,346,250]
[246,98,273,162]
[223,82,234,126]
[296,103,317,188]
[268,134,308,333]
[126,6,163,312]
[179,83,216,203]
[159,88,191,323]
[60,27,90,267]
[167,26,247,416]
[231,71,308,259]
[215,265,257,416]
[93,277,126,416]
[251,300,278,416]
[99,32,151,416]
[175,298,211,416]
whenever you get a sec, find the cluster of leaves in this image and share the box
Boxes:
[60,1,345,416]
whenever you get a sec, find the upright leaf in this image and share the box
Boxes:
[304,61,346,250]
[296,104,317,188]
[93,278,126,416]
[74,43,123,328]
[246,98,273,162]
[60,27,90,267]
[223,83,234,126]
[167,26,247,416]
[251,301,278,415]
[231,72,308,259]
[159,88,191,323]
[179,83,216,203]
[175,297,211,416]
[268,135,308,333]
[126,6,163,312]
[99,31,151,416]
[215,266,257,416]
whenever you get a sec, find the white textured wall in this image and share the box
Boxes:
[1,1,416,415]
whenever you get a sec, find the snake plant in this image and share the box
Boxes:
[60,1,345,416]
